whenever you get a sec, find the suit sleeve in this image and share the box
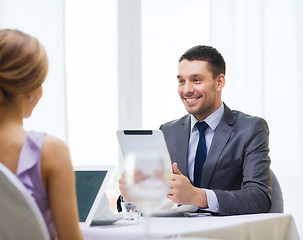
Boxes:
[213,118,272,215]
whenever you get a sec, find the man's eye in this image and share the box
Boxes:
[193,79,200,82]
[178,79,185,84]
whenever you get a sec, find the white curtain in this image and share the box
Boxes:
[210,0,303,234]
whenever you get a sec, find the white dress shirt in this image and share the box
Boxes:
[188,103,224,213]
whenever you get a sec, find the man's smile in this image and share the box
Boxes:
[184,97,201,104]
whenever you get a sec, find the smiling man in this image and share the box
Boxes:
[160,45,272,215]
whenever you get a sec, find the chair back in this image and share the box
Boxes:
[269,170,284,213]
[0,163,50,240]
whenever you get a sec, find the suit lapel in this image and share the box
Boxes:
[176,115,191,177]
[201,104,234,187]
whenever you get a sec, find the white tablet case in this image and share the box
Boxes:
[116,130,172,171]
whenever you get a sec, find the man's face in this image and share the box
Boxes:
[177,60,224,121]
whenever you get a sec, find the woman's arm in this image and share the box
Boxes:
[41,135,83,240]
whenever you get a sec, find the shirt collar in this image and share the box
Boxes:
[190,102,224,132]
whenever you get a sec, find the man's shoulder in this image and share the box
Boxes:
[228,108,268,129]
[160,114,191,147]
[160,114,190,129]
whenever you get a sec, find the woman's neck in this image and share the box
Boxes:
[0,99,24,129]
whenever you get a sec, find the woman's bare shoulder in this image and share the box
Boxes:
[42,134,72,169]
[43,134,68,148]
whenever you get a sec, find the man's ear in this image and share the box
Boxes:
[217,74,225,90]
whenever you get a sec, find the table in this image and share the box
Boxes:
[81,213,301,240]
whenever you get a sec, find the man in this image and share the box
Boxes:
[118,45,272,216]
[160,45,271,215]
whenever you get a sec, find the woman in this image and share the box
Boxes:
[0,29,83,240]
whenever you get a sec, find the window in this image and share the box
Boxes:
[65,0,118,166]
[142,0,210,128]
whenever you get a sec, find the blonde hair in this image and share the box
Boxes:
[0,29,48,104]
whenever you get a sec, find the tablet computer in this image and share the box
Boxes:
[116,130,172,171]
[74,165,115,227]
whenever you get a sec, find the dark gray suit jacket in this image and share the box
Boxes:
[160,103,272,215]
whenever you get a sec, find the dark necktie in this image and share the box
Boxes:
[194,121,208,187]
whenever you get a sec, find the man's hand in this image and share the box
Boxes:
[118,172,129,201]
[119,169,148,202]
[167,162,208,208]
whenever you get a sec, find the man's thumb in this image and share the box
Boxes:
[172,162,182,175]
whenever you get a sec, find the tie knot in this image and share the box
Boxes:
[195,121,208,134]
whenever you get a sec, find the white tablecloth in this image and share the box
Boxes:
[81,213,301,240]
